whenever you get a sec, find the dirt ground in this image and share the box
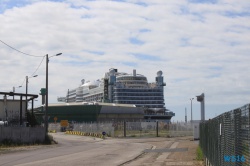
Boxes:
[167,137,204,166]
[0,144,56,155]
[123,136,204,166]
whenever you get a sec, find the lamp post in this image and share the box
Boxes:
[45,53,62,133]
[25,75,38,124]
[190,98,194,123]
[13,86,22,100]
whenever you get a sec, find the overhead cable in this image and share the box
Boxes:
[30,56,45,77]
[0,39,44,57]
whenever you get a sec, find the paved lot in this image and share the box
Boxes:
[0,133,203,166]
[122,137,203,166]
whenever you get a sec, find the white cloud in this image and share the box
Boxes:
[0,0,250,121]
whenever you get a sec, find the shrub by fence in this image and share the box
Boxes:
[200,104,250,166]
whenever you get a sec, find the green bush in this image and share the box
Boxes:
[196,146,203,161]
[43,134,56,145]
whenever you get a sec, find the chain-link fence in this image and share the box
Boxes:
[49,121,193,138]
[73,122,114,136]
[200,104,250,166]
[49,122,114,136]
[113,121,193,137]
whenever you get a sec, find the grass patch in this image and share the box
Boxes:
[0,134,58,155]
[0,139,22,147]
[196,146,203,161]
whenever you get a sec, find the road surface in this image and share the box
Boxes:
[0,133,152,166]
[0,133,200,166]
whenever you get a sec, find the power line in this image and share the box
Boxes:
[0,39,47,86]
[20,77,26,87]
[30,56,45,77]
[18,55,44,87]
[18,55,45,87]
[0,39,44,57]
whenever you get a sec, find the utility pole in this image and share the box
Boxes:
[45,53,62,134]
[45,54,49,133]
[185,107,187,123]
[26,76,28,123]
[190,98,194,123]
[196,93,205,121]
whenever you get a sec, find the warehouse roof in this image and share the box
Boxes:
[47,102,136,107]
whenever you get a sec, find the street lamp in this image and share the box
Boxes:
[45,53,62,133]
[190,98,194,123]
[26,75,38,123]
[12,86,22,100]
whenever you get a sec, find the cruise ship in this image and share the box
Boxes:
[60,68,175,121]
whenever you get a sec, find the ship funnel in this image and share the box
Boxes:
[133,69,136,76]
[81,79,85,84]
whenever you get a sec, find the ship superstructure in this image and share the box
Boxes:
[60,68,174,121]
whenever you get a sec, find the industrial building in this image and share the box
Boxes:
[0,92,38,125]
[0,99,26,123]
[35,102,144,123]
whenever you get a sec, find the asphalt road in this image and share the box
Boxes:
[0,133,200,166]
[0,133,153,166]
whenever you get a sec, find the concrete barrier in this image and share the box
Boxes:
[65,130,105,139]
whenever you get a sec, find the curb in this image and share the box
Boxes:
[49,130,57,133]
[65,131,105,139]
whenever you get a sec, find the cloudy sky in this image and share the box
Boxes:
[0,0,250,121]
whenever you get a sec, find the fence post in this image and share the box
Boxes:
[124,121,126,137]
[156,121,159,137]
